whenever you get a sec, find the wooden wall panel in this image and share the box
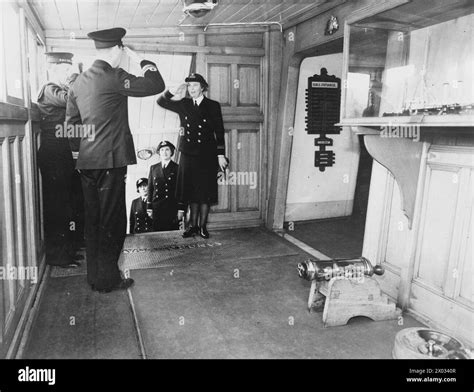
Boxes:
[208,64,232,107]
[205,33,263,49]
[459,201,473,303]
[1,138,16,339]
[0,138,5,343]
[238,65,260,107]
[12,137,26,293]
[212,130,231,213]
[236,129,260,211]
[384,179,409,270]
[416,167,460,290]
[35,131,44,246]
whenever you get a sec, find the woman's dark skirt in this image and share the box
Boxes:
[176,152,218,204]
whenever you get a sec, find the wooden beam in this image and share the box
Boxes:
[46,38,265,56]
[0,103,29,123]
[18,6,42,275]
[266,27,303,230]
[44,25,273,39]
[195,33,206,77]
[264,30,283,218]
[18,0,46,44]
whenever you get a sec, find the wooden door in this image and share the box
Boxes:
[204,55,265,228]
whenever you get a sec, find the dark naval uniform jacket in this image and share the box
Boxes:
[66,59,165,169]
[38,83,74,170]
[157,91,226,204]
[157,91,225,157]
[65,59,165,290]
[129,197,153,234]
[147,160,185,231]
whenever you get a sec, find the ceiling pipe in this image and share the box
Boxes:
[179,21,283,32]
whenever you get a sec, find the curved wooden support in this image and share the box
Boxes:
[364,135,424,229]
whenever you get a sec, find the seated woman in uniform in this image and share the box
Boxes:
[146,141,185,231]
[157,74,228,238]
[129,178,153,234]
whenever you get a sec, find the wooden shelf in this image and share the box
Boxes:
[338,115,474,128]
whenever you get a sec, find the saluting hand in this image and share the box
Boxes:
[147,209,153,218]
[170,83,187,101]
[124,46,143,64]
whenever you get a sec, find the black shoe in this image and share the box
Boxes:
[73,254,85,261]
[58,260,81,268]
[182,226,198,238]
[199,226,210,239]
[98,278,134,294]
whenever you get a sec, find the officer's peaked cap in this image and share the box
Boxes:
[87,27,126,49]
[185,73,208,87]
[136,178,148,189]
[45,52,73,65]
[157,140,176,155]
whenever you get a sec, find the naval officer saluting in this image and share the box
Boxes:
[66,27,165,292]
[157,74,228,239]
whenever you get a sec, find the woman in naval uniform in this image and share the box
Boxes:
[157,74,228,238]
[146,141,185,231]
[129,178,153,234]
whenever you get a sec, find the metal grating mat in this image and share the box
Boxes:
[119,228,299,272]
[119,231,223,271]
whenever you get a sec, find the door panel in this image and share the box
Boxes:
[208,64,232,107]
[213,129,231,213]
[237,65,260,107]
[236,128,260,212]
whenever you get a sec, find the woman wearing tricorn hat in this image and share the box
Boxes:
[157,73,228,239]
[146,140,185,232]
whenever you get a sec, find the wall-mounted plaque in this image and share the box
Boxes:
[305,68,341,171]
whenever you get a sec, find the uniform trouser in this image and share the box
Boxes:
[71,169,85,248]
[80,167,127,290]
[152,201,179,232]
[39,159,74,266]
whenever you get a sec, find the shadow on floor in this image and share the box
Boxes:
[286,215,366,259]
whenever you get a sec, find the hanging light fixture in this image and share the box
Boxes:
[182,0,218,18]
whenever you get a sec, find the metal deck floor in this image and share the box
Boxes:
[23,227,423,359]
